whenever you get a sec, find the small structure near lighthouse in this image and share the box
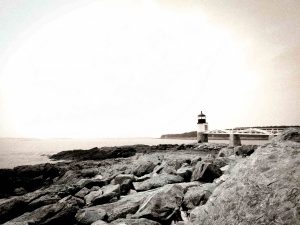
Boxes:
[197,111,208,143]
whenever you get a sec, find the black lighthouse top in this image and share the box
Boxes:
[197,111,206,124]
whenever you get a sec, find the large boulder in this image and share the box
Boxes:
[191,161,222,182]
[133,184,184,223]
[132,159,156,177]
[133,174,184,191]
[190,128,300,225]
[182,183,216,210]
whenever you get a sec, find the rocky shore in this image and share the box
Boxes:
[0,129,299,225]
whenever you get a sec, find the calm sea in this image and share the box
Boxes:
[0,138,268,168]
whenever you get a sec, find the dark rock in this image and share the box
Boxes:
[112,174,135,195]
[50,146,136,161]
[133,184,184,223]
[0,197,27,224]
[133,174,184,191]
[234,145,258,157]
[4,195,83,225]
[176,164,193,181]
[0,163,62,198]
[111,218,161,225]
[75,207,106,224]
[191,161,222,182]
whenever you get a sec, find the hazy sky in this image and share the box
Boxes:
[0,0,299,138]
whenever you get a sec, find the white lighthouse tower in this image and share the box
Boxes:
[197,111,208,143]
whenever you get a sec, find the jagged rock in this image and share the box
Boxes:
[133,184,184,223]
[75,187,90,198]
[75,207,106,224]
[4,195,84,225]
[190,156,202,166]
[190,129,300,225]
[50,146,136,161]
[176,164,193,181]
[27,193,61,210]
[182,183,216,210]
[217,147,235,157]
[112,174,135,195]
[91,184,120,205]
[191,161,222,182]
[110,218,161,225]
[272,128,300,143]
[133,174,184,191]
[132,160,156,177]
[85,189,103,205]
[234,145,258,156]
[90,190,155,222]
[159,158,191,176]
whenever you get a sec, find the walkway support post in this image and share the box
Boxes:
[197,132,208,143]
[229,134,241,146]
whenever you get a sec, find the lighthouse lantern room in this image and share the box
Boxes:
[197,111,208,132]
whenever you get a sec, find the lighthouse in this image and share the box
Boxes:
[197,111,208,143]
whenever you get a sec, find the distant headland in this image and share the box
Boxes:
[161,126,300,140]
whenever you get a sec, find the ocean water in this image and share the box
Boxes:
[0,138,196,168]
[0,138,268,169]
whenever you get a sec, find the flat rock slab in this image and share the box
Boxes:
[111,218,161,225]
[133,174,184,191]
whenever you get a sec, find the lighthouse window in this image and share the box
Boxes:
[205,125,208,130]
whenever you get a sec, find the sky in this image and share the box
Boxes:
[0,0,299,138]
